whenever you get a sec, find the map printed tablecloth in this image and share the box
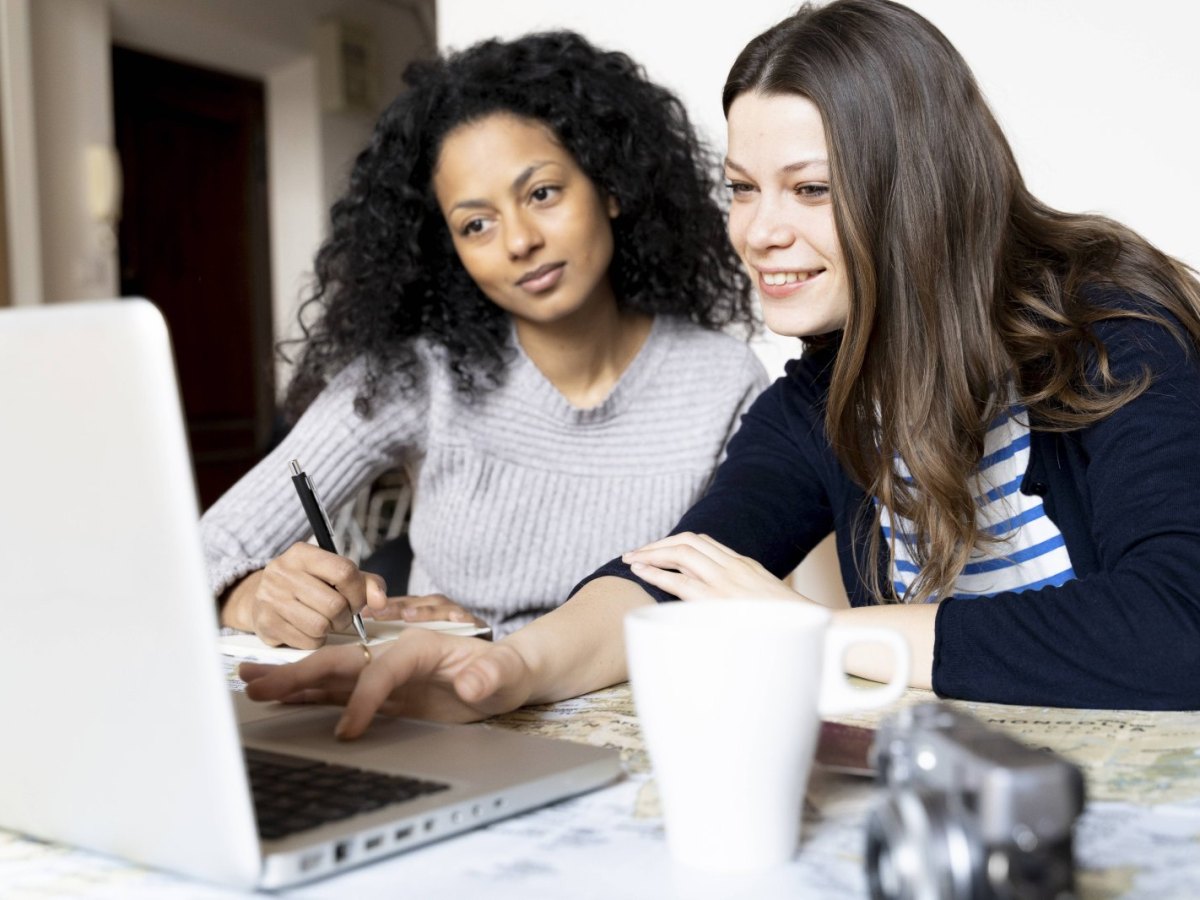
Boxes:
[2,664,1198,898]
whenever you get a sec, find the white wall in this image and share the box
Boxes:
[439,0,1200,377]
[0,0,43,305]
[265,57,325,355]
[29,0,118,303]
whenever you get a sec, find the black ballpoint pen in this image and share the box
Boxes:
[289,458,370,643]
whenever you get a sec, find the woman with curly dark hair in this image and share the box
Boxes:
[202,31,765,647]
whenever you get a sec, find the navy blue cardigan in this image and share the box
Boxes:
[577,301,1200,710]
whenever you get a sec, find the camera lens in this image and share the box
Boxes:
[866,790,980,900]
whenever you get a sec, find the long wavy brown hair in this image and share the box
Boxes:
[724,0,1200,604]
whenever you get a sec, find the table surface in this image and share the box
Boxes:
[4,671,1200,899]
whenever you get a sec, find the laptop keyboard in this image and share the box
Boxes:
[245,748,451,841]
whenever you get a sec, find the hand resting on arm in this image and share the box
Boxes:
[622,531,808,603]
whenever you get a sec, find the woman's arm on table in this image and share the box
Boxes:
[240,576,653,737]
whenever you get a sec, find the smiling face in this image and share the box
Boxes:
[433,113,620,330]
[725,91,849,338]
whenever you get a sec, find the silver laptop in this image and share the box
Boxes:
[0,299,620,890]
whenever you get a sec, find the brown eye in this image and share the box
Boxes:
[796,183,830,199]
[530,185,560,203]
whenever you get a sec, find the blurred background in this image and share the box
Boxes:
[1,0,1196,526]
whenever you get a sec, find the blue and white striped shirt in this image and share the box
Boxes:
[880,406,1076,602]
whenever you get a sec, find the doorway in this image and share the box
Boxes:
[113,47,275,510]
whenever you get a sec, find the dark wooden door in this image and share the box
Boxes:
[113,47,274,510]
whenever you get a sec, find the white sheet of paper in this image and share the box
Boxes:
[217,619,490,664]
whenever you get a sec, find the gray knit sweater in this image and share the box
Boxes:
[200,316,768,636]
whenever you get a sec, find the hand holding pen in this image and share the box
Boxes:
[289,459,371,643]
[214,459,387,647]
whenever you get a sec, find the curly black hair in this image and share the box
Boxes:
[283,30,755,420]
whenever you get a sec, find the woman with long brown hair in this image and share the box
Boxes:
[615,0,1200,709]
[241,0,1200,726]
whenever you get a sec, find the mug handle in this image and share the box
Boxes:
[817,626,909,715]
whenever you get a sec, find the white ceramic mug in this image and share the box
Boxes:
[625,599,909,873]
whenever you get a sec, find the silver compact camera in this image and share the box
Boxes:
[865,702,1085,900]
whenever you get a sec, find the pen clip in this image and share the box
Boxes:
[289,458,340,556]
